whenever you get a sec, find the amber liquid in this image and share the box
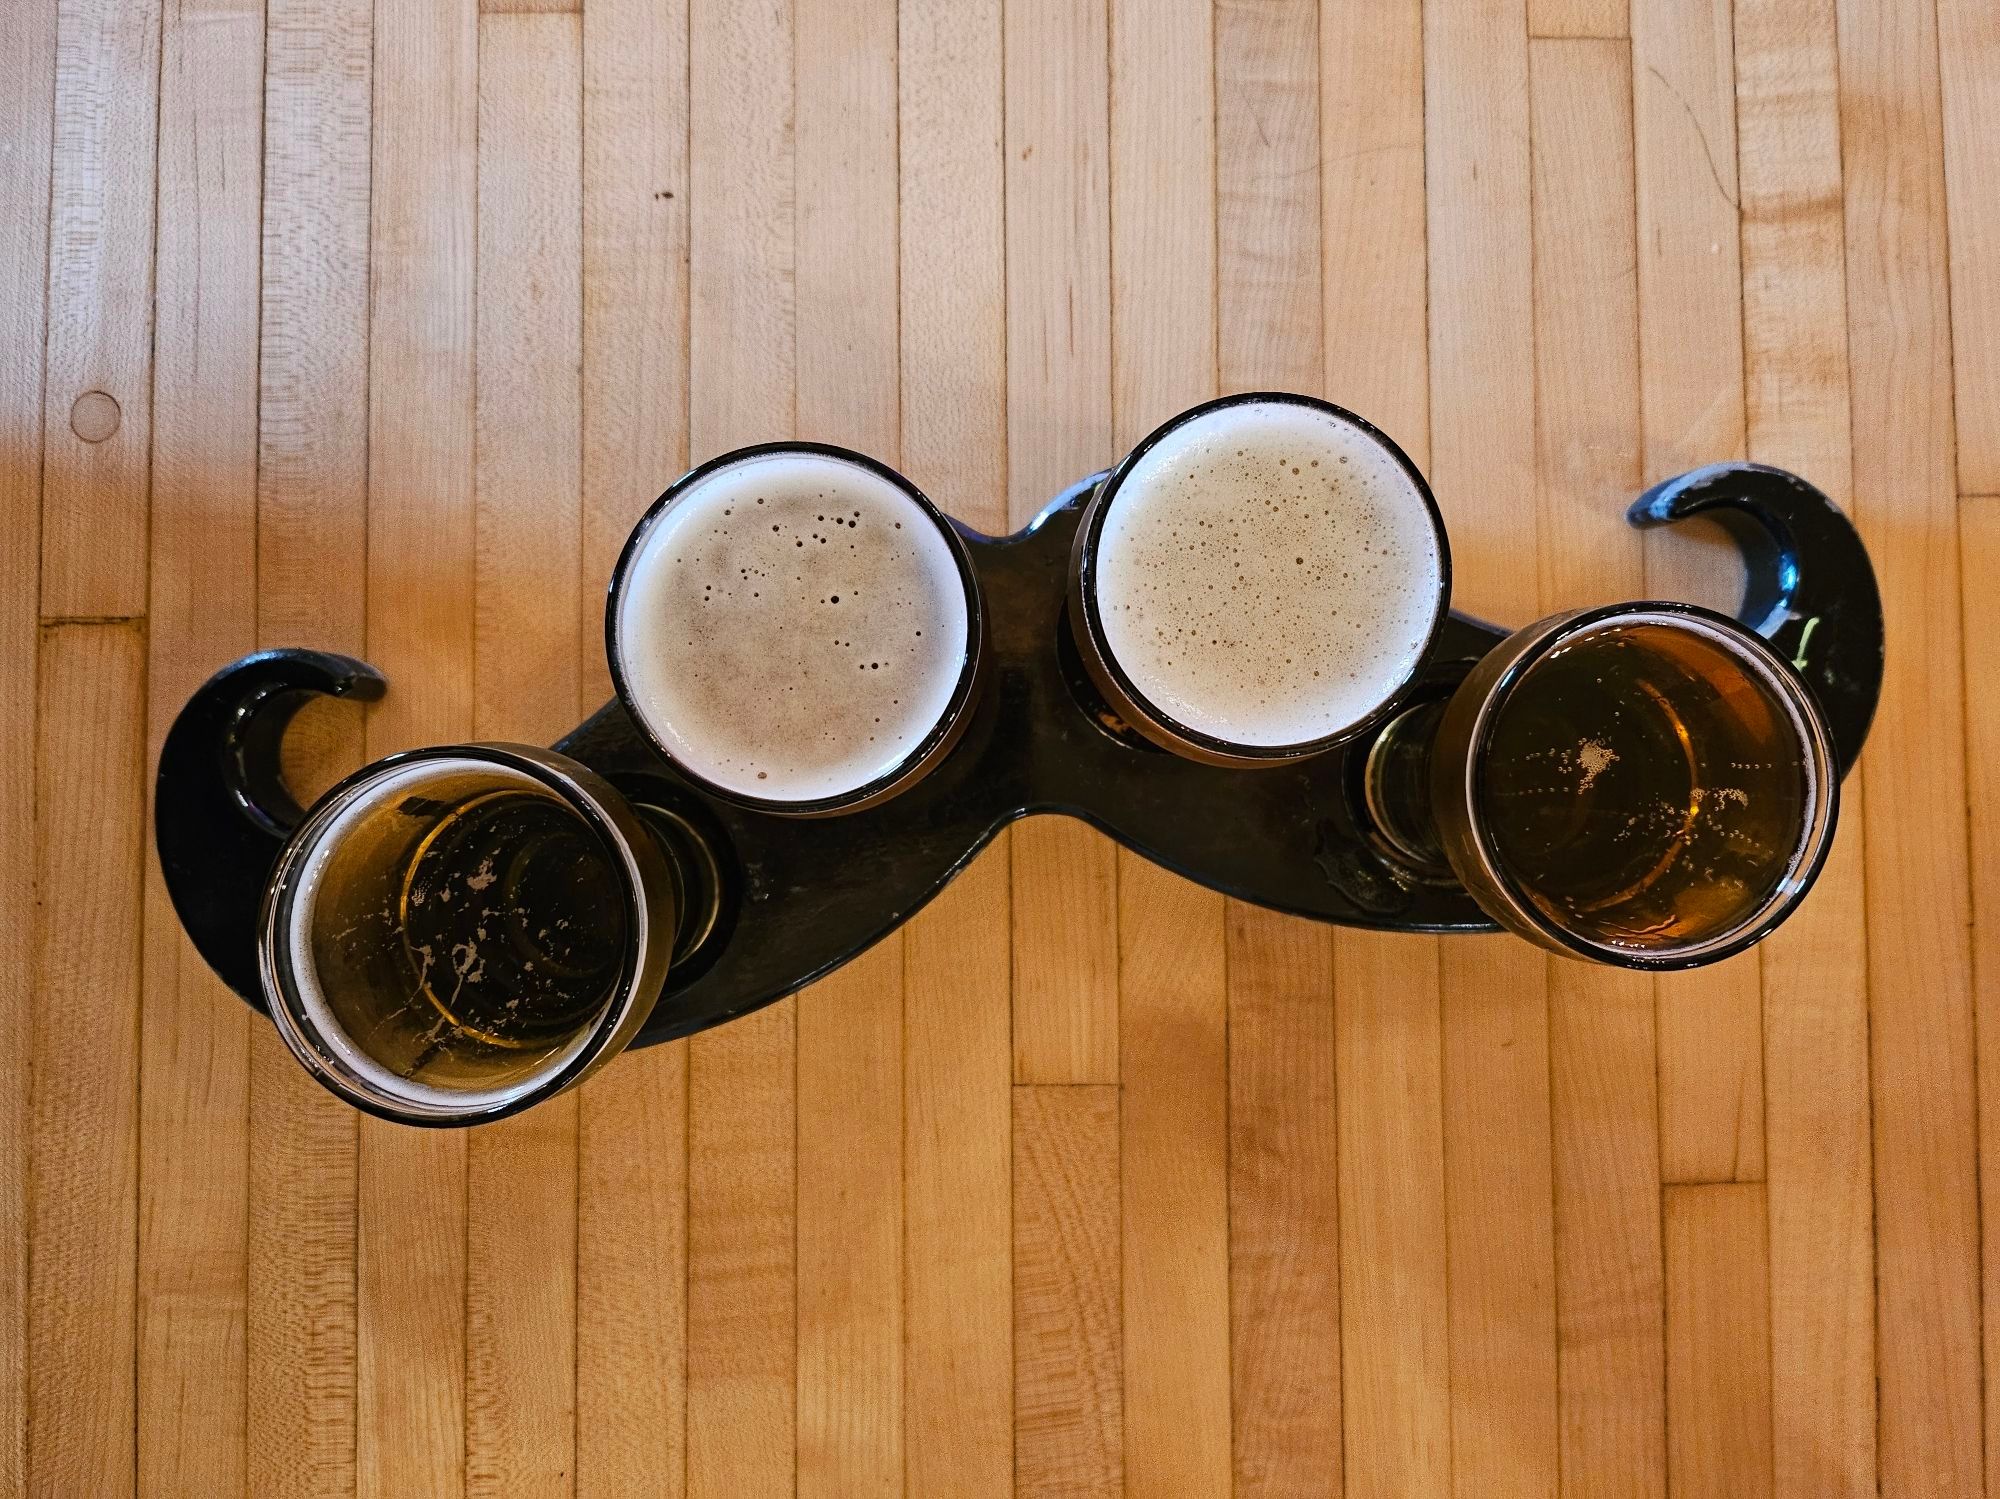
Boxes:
[304,779,627,1090]
[1476,621,1812,954]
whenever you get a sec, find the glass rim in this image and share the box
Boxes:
[1070,391,1454,763]
[605,441,988,816]
[1455,601,1840,970]
[257,743,669,1127]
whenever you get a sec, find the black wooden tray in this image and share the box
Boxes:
[156,461,1882,1048]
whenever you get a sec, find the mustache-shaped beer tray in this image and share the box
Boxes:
[156,461,1882,1049]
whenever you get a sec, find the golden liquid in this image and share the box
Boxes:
[1477,621,1812,954]
[300,772,627,1093]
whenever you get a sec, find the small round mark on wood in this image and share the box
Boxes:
[70,390,121,444]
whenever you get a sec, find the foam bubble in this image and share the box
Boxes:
[1092,400,1442,747]
[614,451,972,802]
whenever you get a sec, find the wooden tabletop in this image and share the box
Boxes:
[3,0,1994,1493]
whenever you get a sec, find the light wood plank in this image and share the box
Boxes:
[1938,0,2000,492]
[1217,0,1321,396]
[1321,9,1448,1489]
[1227,905,1341,1496]
[1529,38,1670,1499]
[1014,1085,1121,1495]
[575,0,691,1490]
[357,4,479,1496]
[899,0,1006,534]
[1107,5,1226,1489]
[1731,7,1876,1489]
[579,0,689,705]
[1966,495,2000,1499]
[897,0,1011,1459]
[1003,0,1117,1089]
[1835,1,1984,1493]
[576,1040,688,1499]
[1425,3,1560,1495]
[796,945,903,1499]
[1440,943,1560,1498]
[1632,0,1767,1188]
[792,1,904,1489]
[137,3,263,1491]
[1334,933,1449,1499]
[1656,951,1765,1184]
[1118,859,1230,1497]
[1321,0,1429,452]
[1664,1183,1773,1499]
[902,851,1012,1499]
[38,0,160,617]
[686,1001,796,1498]
[249,3,373,1492]
[466,19,583,1498]
[1214,4,1341,1491]
[683,0,797,1484]
[1632,0,1747,503]
[0,1,55,1486]
[1530,0,1628,41]
[30,622,143,1499]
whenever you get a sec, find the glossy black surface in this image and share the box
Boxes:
[154,462,1882,1048]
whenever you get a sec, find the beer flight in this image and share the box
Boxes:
[220,392,1842,1123]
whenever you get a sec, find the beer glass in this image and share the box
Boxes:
[259,745,679,1124]
[1068,392,1451,766]
[1366,602,1837,967]
[608,443,987,815]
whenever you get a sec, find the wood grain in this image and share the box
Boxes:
[1106,5,1227,1489]
[39,0,160,617]
[1529,0,1627,41]
[0,2,56,1488]
[792,7,904,1486]
[248,5,373,1493]
[1530,39,1670,1499]
[1215,5,1340,1491]
[1013,1086,1122,1495]
[1630,0,1766,1189]
[574,0,690,1490]
[356,4,479,1496]
[1226,906,1341,1496]
[683,0,797,1484]
[897,1,1011,1480]
[467,19,584,1497]
[1003,0,1118,1090]
[30,623,143,1499]
[1118,859,1231,1496]
[1664,1183,1773,1499]
[1965,495,2000,1499]
[1938,0,2000,493]
[1334,933,1449,1499]
[137,2,263,1491]
[903,851,1012,1499]
[1835,0,1984,1491]
[1732,7,1876,1489]
[686,1001,796,1498]
[1425,3,1560,1495]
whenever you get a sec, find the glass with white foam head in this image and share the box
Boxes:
[259,746,676,1126]
[1068,392,1452,766]
[608,443,986,815]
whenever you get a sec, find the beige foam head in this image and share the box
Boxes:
[1090,399,1444,749]
[613,450,974,804]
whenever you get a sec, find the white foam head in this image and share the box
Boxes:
[282,759,606,1111]
[613,450,974,803]
[1089,400,1444,749]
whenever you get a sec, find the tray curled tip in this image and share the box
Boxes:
[156,649,386,1006]
[1628,461,1882,776]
